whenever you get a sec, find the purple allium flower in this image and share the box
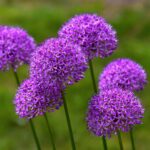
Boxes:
[99,58,147,91]
[58,14,117,59]
[0,26,36,71]
[30,38,88,88]
[86,88,144,137]
[14,79,63,119]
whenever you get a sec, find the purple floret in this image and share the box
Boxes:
[0,26,36,71]
[58,13,118,59]
[14,79,63,119]
[99,58,147,91]
[30,38,88,88]
[86,88,144,137]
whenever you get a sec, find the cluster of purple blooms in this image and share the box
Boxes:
[0,26,36,71]
[14,79,63,119]
[30,38,88,87]
[58,14,117,60]
[86,88,144,137]
[99,58,147,91]
[86,58,146,137]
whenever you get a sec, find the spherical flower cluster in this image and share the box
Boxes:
[58,13,118,59]
[0,26,36,71]
[14,79,63,119]
[99,58,147,91]
[30,38,88,88]
[86,88,144,137]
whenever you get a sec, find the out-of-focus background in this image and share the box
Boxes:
[0,0,150,149]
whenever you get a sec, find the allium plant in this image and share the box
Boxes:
[30,38,88,88]
[58,13,118,59]
[29,37,89,150]
[86,88,144,137]
[14,78,63,119]
[58,13,118,149]
[0,26,42,149]
[99,58,147,91]
[0,26,36,71]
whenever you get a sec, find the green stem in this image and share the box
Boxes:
[88,60,108,150]
[44,113,56,150]
[102,136,108,150]
[29,120,41,150]
[12,69,41,150]
[130,128,135,150]
[12,70,20,86]
[89,60,97,93]
[117,131,123,150]
[62,91,76,150]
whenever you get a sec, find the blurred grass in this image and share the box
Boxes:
[0,2,150,150]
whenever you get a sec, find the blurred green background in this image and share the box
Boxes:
[0,0,150,149]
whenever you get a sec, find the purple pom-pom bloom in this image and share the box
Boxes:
[30,38,88,88]
[58,14,117,59]
[99,58,147,91]
[86,88,144,137]
[0,26,36,71]
[14,79,63,119]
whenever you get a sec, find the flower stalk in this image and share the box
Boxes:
[29,119,41,150]
[44,113,56,150]
[62,91,76,150]
[130,128,135,150]
[117,131,124,150]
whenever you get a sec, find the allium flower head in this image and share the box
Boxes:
[14,79,63,119]
[58,13,117,59]
[99,58,147,91]
[86,88,144,137]
[0,26,36,71]
[30,38,88,88]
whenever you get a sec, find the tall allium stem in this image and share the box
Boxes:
[130,128,135,150]
[62,91,76,150]
[89,60,97,92]
[44,113,56,150]
[117,131,124,150]
[88,60,108,150]
[12,69,41,150]
[29,120,41,150]
[13,70,20,86]
[102,137,107,150]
